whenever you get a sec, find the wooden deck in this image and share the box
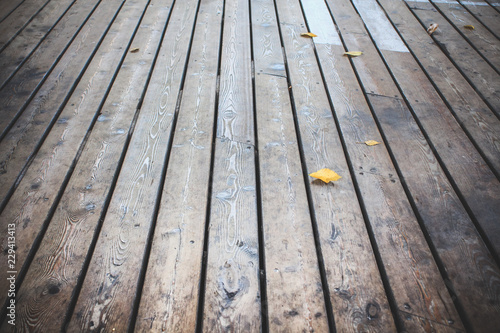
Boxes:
[0,0,499,331]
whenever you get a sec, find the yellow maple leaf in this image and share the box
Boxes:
[464,25,475,30]
[301,32,317,38]
[344,51,363,57]
[365,140,380,146]
[309,168,342,183]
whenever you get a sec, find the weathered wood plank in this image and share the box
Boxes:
[0,0,25,23]
[275,0,401,331]
[65,0,200,331]
[303,0,466,331]
[457,0,500,38]
[0,0,499,330]
[0,0,112,208]
[376,0,500,176]
[202,0,261,330]
[0,0,102,139]
[467,0,500,10]
[327,0,500,331]
[0,2,170,331]
[0,0,171,331]
[215,0,253,144]
[252,0,331,330]
[0,0,49,50]
[0,0,151,327]
[354,0,500,262]
[0,0,76,88]
[365,95,500,332]
[407,0,500,113]
[204,140,261,331]
[134,0,222,331]
[414,0,500,71]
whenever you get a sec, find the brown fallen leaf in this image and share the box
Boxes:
[130,47,140,53]
[464,25,475,30]
[309,168,342,183]
[427,23,438,35]
[301,32,317,38]
[344,51,363,57]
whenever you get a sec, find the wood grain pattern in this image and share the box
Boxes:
[0,0,498,330]
[276,0,401,331]
[327,0,500,331]
[202,0,261,330]
[0,0,76,88]
[0,0,101,139]
[134,0,222,330]
[203,140,261,332]
[407,0,500,112]
[354,0,500,260]
[376,0,500,176]
[0,0,110,207]
[0,0,25,23]
[0,0,123,266]
[65,0,200,331]
[0,0,147,324]
[416,0,500,72]
[0,0,169,331]
[252,0,331,331]
[215,0,253,144]
[457,0,500,39]
[367,93,500,333]
[0,0,49,50]
[303,0,465,331]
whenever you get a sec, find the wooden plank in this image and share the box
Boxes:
[368,93,500,333]
[0,0,151,326]
[0,0,50,50]
[0,0,25,22]
[402,314,464,332]
[416,0,500,71]
[326,0,500,331]
[373,0,500,176]
[0,0,169,331]
[203,141,261,331]
[464,0,500,10]
[0,1,173,331]
[354,0,500,262]
[407,0,500,113]
[0,0,101,138]
[457,0,500,38]
[0,0,109,208]
[65,0,200,331]
[303,0,466,331]
[0,0,76,88]
[202,0,261,330]
[251,0,332,330]
[133,0,222,330]
[215,1,253,144]
[0,3,123,263]
[274,0,400,331]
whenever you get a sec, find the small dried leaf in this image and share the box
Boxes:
[364,140,380,146]
[464,25,475,30]
[427,23,439,35]
[309,168,342,183]
[301,32,318,38]
[344,51,363,57]
[130,47,140,53]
